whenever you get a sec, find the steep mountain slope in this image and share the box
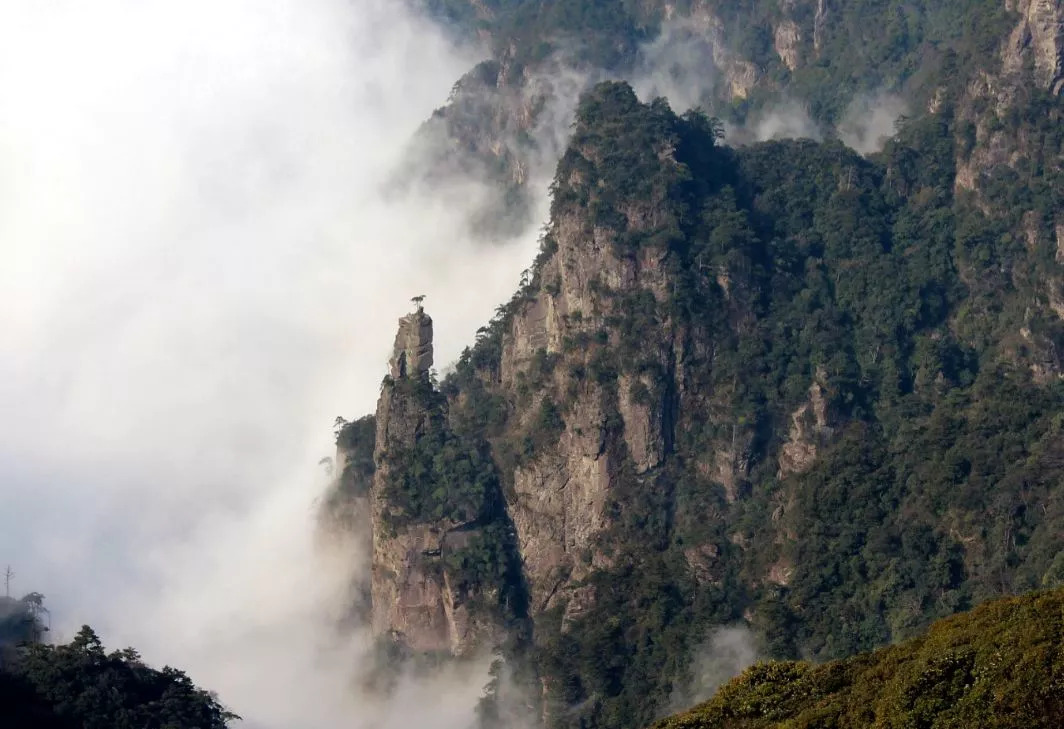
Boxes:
[412,0,1062,236]
[422,0,1017,118]
[651,586,1064,729]
[321,2,1064,726]
[324,72,1064,728]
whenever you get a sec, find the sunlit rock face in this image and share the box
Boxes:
[389,308,434,380]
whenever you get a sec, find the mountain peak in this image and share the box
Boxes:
[389,308,433,380]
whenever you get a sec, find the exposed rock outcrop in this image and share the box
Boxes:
[774,21,803,71]
[371,313,449,652]
[813,0,829,54]
[684,6,760,99]
[778,370,835,478]
[1005,0,1064,93]
[498,174,682,614]
[389,308,434,379]
[501,218,671,615]
[956,0,1064,194]
[370,309,501,656]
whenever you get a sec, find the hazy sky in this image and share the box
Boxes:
[0,1,540,726]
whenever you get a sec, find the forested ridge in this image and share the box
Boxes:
[332,0,1064,715]
[651,587,1064,729]
[458,80,1064,725]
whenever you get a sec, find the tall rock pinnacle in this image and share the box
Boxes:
[389,307,433,379]
[369,304,502,655]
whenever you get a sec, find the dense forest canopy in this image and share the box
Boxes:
[652,587,1064,729]
[0,592,236,728]
[6,627,237,729]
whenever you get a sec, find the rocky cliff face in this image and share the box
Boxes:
[322,68,1064,726]
[307,2,1064,726]
[1006,0,1064,93]
[956,0,1064,194]
[362,89,732,653]
[367,309,507,655]
[371,310,446,651]
[949,0,1064,380]
[488,91,700,621]
[388,309,434,379]
[502,216,676,617]
[366,85,820,650]
[777,369,836,478]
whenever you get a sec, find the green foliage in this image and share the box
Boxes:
[438,79,1064,729]
[381,425,500,528]
[2,626,236,729]
[425,0,1014,126]
[552,83,717,256]
[0,670,72,729]
[333,415,376,498]
[780,365,1064,658]
[779,0,1014,123]
[650,587,1064,729]
[537,545,743,729]
[443,522,528,623]
[525,398,565,454]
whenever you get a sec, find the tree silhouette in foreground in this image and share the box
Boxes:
[2,625,238,729]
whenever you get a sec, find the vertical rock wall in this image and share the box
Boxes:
[369,308,504,655]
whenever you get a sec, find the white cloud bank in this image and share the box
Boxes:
[0,0,542,726]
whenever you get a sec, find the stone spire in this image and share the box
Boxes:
[389,307,433,379]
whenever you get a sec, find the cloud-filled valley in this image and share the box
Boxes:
[0,1,541,726]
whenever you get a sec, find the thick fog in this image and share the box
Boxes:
[0,1,541,726]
